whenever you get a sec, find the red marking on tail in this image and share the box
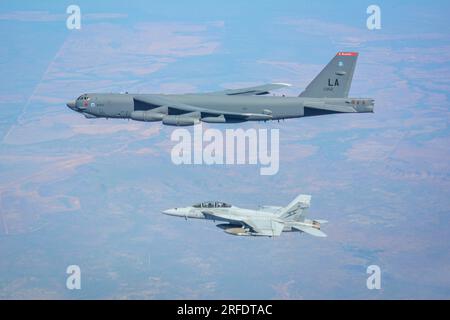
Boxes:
[337,52,358,56]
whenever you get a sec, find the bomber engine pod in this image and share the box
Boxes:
[162,115,200,126]
[130,111,164,122]
[201,115,226,123]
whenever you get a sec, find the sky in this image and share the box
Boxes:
[0,0,449,299]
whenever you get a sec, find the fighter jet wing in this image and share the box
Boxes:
[134,95,272,120]
[202,210,284,236]
[258,206,283,214]
[204,83,291,96]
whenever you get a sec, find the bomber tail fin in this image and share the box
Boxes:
[299,52,358,98]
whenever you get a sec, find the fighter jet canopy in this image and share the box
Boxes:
[193,201,231,208]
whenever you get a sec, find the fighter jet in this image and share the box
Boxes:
[66,52,374,126]
[162,194,327,237]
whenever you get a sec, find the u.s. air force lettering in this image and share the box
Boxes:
[328,78,340,87]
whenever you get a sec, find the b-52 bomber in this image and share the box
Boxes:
[163,194,327,238]
[67,52,374,126]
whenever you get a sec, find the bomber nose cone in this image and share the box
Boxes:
[66,100,76,109]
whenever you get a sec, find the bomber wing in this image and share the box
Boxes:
[202,210,284,236]
[134,95,272,122]
[204,83,291,96]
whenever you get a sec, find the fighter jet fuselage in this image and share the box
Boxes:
[163,195,328,238]
[66,52,374,126]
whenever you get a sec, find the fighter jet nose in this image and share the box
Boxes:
[163,208,178,216]
[66,100,76,109]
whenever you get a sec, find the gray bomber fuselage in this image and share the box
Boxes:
[70,93,373,121]
[67,52,375,125]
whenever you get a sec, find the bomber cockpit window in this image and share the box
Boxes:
[193,203,201,208]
